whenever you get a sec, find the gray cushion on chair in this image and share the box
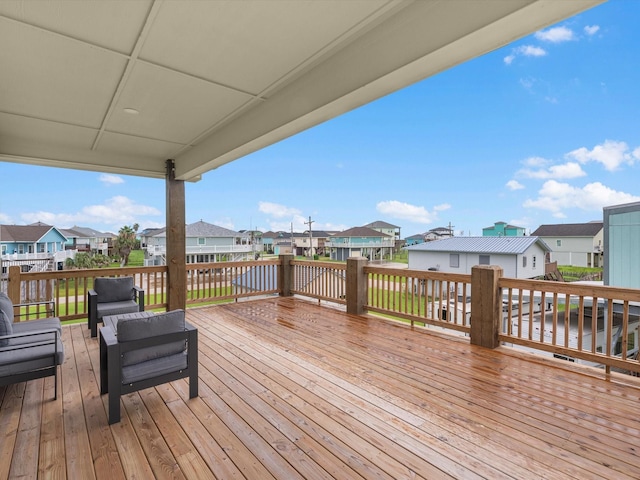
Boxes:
[94,277,135,303]
[0,311,12,347]
[117,309,186,367]
[96,300,140,320]
[0,293,14,347]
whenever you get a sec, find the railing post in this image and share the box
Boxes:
[346,256,368,315]
[8,265,22,316]
[278,254,294,297]
[470,265,503,348]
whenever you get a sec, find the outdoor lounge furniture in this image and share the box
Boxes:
[99,309,198,424]
[0,292,65,400]
[88,276,144,337]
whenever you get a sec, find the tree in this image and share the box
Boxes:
[115,224,138,267]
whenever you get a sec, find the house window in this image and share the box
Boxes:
[532,256,537,268]
[556,239,562,247]
[38,243,45,253]
[479,254,490,265]
[18,245,24,254]
[449,254,459,268]
[523,256,527,268]
[198,237,205,245]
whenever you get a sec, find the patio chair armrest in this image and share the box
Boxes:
[14,299,56,318]
[133,286,145,311]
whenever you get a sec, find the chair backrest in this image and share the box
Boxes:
[117,309,186,366]
[0,292,14,346]
[94,277,134,303]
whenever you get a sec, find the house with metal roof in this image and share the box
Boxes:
[405,236,551,279]
[531,222,603,268]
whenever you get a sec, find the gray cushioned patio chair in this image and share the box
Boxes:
[88,276,144,337]
[99,309,198,424]
[0,292,65,399]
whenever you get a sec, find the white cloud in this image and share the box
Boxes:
[258,201,301,218]
[99,173,124,185]
[566,140,638,171]
[434,203,451,212]
[519,45,547,57]
[535,26,575,43]
[20,196,161,229]
[506,180,525,191]
[522,156,550,168]
[376,200,442,224]
[504,45,546,65]
[523,180,640,213]
[518,161,586,180]
[0,212,12,223]
[584,25,600,36]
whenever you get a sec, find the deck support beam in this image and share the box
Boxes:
[166,159,186,311]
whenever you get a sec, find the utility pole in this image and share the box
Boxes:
[448,221,455,237]
[290,222,294,256]
[305,216,314,258]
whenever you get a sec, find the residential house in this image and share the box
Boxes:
[1,223,72,273]
[143,220,258,266]
[604,201,640,289]
[482,221,526,237]
[405,236,550,279]
[364,220,402,250]
[328,227,394,262]
[405,226,454,246]
[61,225,114,255]
[531,222,603,268]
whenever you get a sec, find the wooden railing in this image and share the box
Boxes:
[365,265,472,334]
[499,277,640,373]
[290,260,346,305]
[185,259,279,305]
[4,258,639,376]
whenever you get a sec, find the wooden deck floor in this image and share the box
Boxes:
[2,296,640,479]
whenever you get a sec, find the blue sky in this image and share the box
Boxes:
[2,0,639,238]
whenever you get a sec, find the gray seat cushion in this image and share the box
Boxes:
[94,277,135,303]
[117,309,186,367]
[12,317,62,335]
[0,329,64,376]
[96,300,140,320]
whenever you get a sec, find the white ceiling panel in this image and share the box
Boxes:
[0,16,127,127]
[0,0,605,181]
[139,0,392,95]
[97,131,187,161]
[0,0,152,54]
[105,61,255,144]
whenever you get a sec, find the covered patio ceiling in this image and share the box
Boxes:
[1,0,603,182]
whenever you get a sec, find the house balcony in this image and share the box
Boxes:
[2,257,640,478]
[145,244,255,256]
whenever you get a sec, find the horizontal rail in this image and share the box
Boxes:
[364,266,472,333]
[290,260,346,305]
[498,277,640,374]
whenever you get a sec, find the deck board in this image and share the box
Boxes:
[1,296,640,479]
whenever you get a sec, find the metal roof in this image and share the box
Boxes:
[405,236,551,254]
